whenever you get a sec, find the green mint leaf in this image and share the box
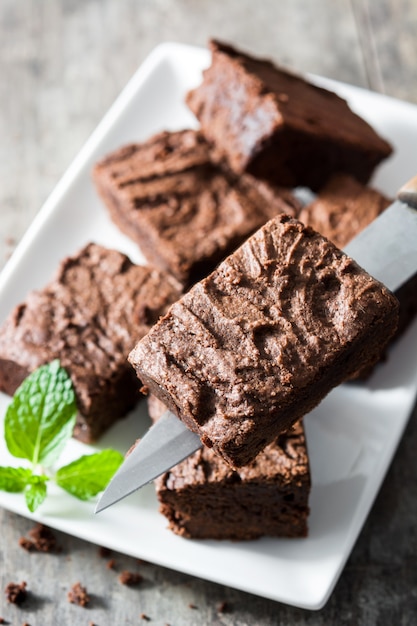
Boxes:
[56,449,124,500]
[5,360,77,467]
[0,466,33,492]
[25,476,48,512]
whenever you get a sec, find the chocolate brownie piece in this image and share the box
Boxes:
[186,40,392,190]
[0,243,181,442]
[298,174,392,248]
[149,395,310,540]
[299,174,417,376]
[93,129,300,287]
[129,215,399,468]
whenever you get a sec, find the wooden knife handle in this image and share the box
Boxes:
[397,174,417,209]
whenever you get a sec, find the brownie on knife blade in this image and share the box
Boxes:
[149,395,310,540]
[299,173,417,376]
[298,174,392,249]
[129,215,399,469]
[93,129,300,288]
[0,243,182,442]
[186,40,392,190]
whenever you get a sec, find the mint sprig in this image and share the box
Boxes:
[0,361,123,512]
[25,475,49,512]
[0,466,33,492]
[5,359,77,466]
[56,449,125,500]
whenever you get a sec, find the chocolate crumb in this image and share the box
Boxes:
[5,581,27,605]
[118,571,143,586]
[106,559,116,570]
[30,524,60,552]
[18,537,35,552]
[98,546,112,558]
[0,618,7,624]
[19,524,60,553]
[67,582,90,607]
[217,600,231,613]
[140,614,151,621]
[188,603,198,609]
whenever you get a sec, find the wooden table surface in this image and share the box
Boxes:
[1,1,417,624]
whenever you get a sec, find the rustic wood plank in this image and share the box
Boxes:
[1,1,416,625]
[352,0,417,103]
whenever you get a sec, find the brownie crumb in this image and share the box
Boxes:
[30,524,60,552]
[140,614,151,621]
[5,581,27,605]
[106,559,116,570]
[0,617,7,624]
[188,603,198,609]
[118,571,143,586]
[217,601,231,613]
[18,538,35,552]
[19,524,60,553]
[98,546,112,558]
[67,582,90,607]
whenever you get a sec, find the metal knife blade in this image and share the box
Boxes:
[95,410,201,513]
[96,177,417,514]
[344,199,417,291]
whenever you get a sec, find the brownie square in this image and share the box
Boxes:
[298,174,392,249]
[129,215,399,468]
[186,40,392,190]
[149,396,310,540]
[93,129,300,287]
[299,174,417,375]
[0,243,182,442]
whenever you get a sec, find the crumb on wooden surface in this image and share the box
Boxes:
[98,546,112,558]
[19,524,61,553]
[119,570,143,587]
[67,582,90,607]
[4,581,27,606]
[118,571,143,586]
[218,600,231,613]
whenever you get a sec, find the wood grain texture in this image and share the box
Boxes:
[0,1,416,624]
[353,0,417,103]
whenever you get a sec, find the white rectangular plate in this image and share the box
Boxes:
[1,43,417,610]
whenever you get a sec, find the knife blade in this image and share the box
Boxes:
[96,410,201,512]
[96,176,417,514]
[343,198,417,292]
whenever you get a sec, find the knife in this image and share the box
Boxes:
[95,175,417,514]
